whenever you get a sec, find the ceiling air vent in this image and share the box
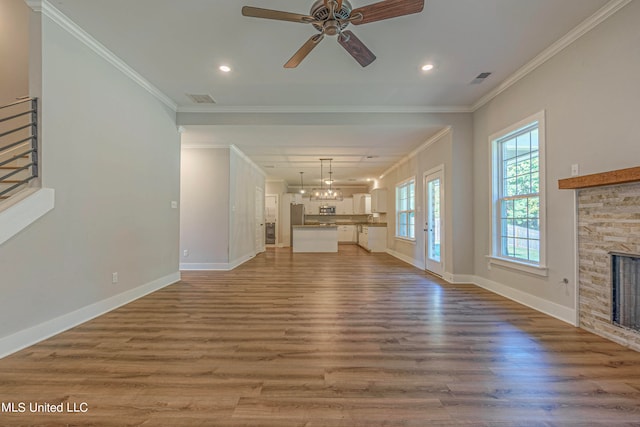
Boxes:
[471,72,492,84]
[186,94,216,104]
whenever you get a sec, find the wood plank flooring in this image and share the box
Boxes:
[1,245,640,426]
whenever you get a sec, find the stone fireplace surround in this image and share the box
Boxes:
[575,179,640,351]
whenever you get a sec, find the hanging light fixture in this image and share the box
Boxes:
[310,158,343,201]
[299,172,306,194]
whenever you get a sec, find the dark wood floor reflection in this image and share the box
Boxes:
[1,245,640,426]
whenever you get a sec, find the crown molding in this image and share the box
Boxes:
[177,105,473,114]
[27,0,177,112]
[380,127,452,179]
[180,143,230,149]
[27,0,628,118]
[471,0,632,112]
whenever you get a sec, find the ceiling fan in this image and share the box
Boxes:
[242,0,424,68]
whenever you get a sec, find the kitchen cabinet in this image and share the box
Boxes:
[338,225,356,243]
[371,188,387,213]
[353,193,371,214]
[358,226,368,250]
[358,225,387,252]
[337,197,353,214]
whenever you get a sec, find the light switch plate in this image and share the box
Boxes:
[571,164,579,177]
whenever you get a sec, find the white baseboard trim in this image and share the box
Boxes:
[386,249,425,270]
[0,271,181,359]
[228,252,256,270]
[180,252,256,271]
[471,275,576,326]
[180,262,231,270]
[444,273,476,284]
[382,257,575,325]
[0,188,55,247]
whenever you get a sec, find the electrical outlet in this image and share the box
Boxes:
[112,272,118,284]
[183,249,189,257]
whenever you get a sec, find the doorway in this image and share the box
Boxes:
[255,187,265,254]
[265,194,278,246]
[424,166,444,276]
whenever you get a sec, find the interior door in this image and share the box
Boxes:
[425,169,444,276]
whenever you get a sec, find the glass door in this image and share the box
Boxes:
[425,169,444,276]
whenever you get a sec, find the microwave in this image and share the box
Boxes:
[319,205,336,215]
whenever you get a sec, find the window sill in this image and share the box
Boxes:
[486,256,548,277]
[395,236,416,245]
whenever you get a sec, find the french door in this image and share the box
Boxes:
[424,168,444,276]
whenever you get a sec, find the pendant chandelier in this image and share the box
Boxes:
[299,171,306,194]
[310,158,343,201]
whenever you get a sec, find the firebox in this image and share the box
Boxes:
[611,252,640,332]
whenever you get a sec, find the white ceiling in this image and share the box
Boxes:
[51,0,611,186]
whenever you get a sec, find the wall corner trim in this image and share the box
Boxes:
[230,145,266,177]
[0,272,181,359]
[31,0,177,111]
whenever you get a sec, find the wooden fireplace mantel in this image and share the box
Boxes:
[558,166,640,190]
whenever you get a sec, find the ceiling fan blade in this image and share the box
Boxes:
[242,6,315,24]
[284,34,325,68]
[337,31,376,67]
[351,0,424,25]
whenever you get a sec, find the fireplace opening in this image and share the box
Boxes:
[612,253,640,332]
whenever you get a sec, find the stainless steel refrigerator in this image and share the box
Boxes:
[290,203,305,246]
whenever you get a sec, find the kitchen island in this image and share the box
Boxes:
[292,225,338,253]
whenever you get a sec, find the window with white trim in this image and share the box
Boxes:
[396,178,415,240]
[491,112,546,270]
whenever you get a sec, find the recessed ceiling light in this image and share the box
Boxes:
[421,64,434,72]
[219,65,231,73]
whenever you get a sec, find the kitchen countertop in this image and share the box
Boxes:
[293,224,338,228]
[303,222,387,227]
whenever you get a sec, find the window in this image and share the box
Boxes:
[396,178,415,240]
[490,111,546,275]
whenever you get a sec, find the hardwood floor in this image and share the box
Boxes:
[1,245,640,426]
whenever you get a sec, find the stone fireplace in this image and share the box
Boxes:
[574,180,640,351]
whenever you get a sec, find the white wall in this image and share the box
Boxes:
[0,8,180,351]
[379,114,474,277]
[180,147,230,266]
[472,0,640,321]
[0,0,29,104]
[179,145,265,270]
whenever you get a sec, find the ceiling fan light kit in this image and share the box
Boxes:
[242,0,424,68]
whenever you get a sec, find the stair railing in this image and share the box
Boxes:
[0,97,38,200]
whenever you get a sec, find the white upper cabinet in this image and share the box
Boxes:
[371,188,387,213]
[337,197,353,214]
[353,193,371,214]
